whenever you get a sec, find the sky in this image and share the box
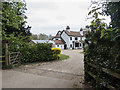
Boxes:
[25,0,110,36]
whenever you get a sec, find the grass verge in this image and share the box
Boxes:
[59,54,69,60]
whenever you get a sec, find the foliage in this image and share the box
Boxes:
[38,33,49,40]
[2,0,31,39]
[20,43,53,63]
[104,2,120,28]
[51,47,61,60]
[31,33,53,40]
[31,34,38,40]
[2,64,13,69]
[84,1,120,89]
[59,54,69,60]
[51,47,61,54]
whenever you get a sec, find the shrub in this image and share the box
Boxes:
[84,2,120,89]
[51,47,61,54]
[51,47,61,60]
[20,43,53,63]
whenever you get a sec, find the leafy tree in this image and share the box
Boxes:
[38,33,48,40]
[84,1,120,89]
[31,34,38,40]
[104,1,120,28]
[2,0,31,39]
[48,34,53,40]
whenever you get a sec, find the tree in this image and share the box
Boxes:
[2,0,31,39]
[48,34,53,40]
[38,33,48,40]
[31,34,38,40]
[104,2,120,28]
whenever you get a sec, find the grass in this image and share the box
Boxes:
[80,51,84,54]
[59,54,69,60]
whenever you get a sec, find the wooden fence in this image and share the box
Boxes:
[85,62,120,90]
[1,40,20,66]
[9,52,20,65]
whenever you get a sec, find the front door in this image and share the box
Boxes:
[75,43,79,47]
[64,44,67,49]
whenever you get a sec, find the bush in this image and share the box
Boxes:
[51,47,61,54]
[84,2,120,89]
[2,65,13,69]
[51,47,61,60]
[20,43,53,63]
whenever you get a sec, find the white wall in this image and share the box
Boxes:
[69,36,82,49]
[80,31,83,36]
[82,37,85,41]
[55,44,64,49]
[61,32,69,49]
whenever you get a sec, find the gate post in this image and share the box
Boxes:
[4,41,9,65]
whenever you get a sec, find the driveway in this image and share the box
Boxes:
[2,49,87,88]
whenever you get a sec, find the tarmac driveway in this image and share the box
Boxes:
[2,49,86,88]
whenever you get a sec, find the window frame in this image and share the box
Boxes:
[75,37,78,40]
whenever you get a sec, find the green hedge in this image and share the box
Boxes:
[84,2,120,89]
[20,43,54,63]
[84,29,120,89]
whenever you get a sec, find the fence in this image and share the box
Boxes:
[9,52,20,65]
[1,40,20,66]
[85,62,120,89]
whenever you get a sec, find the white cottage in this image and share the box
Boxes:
[53,26,88,49]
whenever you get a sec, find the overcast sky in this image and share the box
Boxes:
[25,0,109,36]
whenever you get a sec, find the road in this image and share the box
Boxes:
[2,50,87,88]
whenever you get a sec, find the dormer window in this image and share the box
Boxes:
[75,37,78,40]
[70,37,72,40]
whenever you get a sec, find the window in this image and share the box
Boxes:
[80,43,81,46]
[70,37,72,40]
[57,45,59,47]
[70,44,72,47]
[75,43,79,47]
[56,39,58,40]
[75,37,78,40]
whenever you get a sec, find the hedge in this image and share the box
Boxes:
[84,2,120,89]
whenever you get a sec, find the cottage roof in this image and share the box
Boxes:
[64,30,82,37]
[54,31,61,38]
[54,40,65,44]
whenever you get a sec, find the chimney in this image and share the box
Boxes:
[80,28,83,36]
[66,26,70,32]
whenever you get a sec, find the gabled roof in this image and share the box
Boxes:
[63,30,82,37]
[54,31,61,38]
[54,40,65,45]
